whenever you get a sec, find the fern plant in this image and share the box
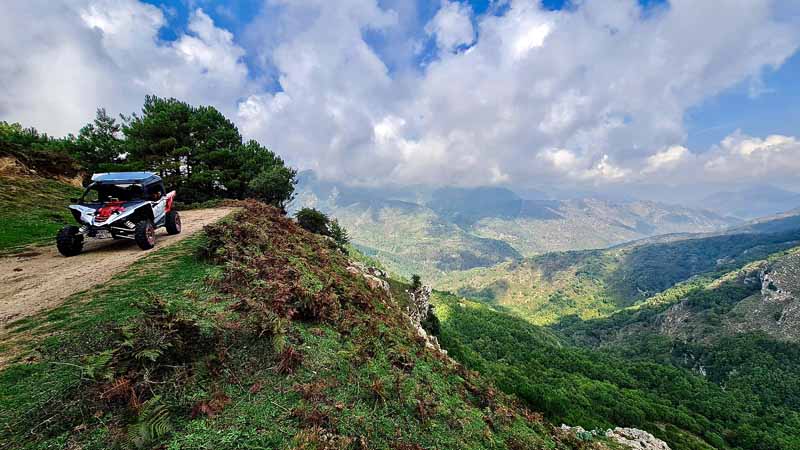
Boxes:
[82,349,115,380]
[129,396,172,449]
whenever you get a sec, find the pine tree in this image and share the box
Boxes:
[76,108,122,172]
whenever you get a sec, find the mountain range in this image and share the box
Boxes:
[696,185,800,220]
[294,171,741,279]
[5,156,800,449]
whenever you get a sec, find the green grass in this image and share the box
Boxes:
[0,205,596,450]
[0,176,82,251]
[3,235,218,340]
[161,322,561,450]
[0,236,223,447]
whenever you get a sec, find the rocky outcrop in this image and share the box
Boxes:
[606,427,671,450]
[407,285,432,326]
[723,252,800,341]
[346,261,390,294]
[406,285,448,355]
[560,425,671,450]
[346,260,448,356]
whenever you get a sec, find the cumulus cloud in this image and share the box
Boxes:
[703,132,800,183]
[425,1,475,52]
[642,145,692,174]
[0,0,250,135]
[235,0,799,188]
[631,131,800,191]
[1,0,799,193]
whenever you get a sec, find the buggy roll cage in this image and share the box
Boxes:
[76,172,166,204]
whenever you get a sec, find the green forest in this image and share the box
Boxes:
[434,290,800,450]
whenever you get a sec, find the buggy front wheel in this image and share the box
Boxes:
[134,219,156,250]
[56,226,83,257]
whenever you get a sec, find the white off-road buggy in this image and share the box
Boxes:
[56,172,181,256]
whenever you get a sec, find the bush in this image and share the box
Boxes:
[329,219,349,250]
[295,208,330,236]
[411,274,422,291]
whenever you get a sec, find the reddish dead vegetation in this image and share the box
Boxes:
[293,379,336,403]
[391,443,425,450]
[277,345,303,374]
[201,201,384,326]
[292,405,334,429]
[99,377,141,411]
[92,296,219,416]
[190,390,231,419]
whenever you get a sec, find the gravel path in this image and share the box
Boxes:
[0,207,234,330]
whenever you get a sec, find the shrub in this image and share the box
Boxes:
[329,219,350,250]
[295,208,330,235]
[411,274,422,291]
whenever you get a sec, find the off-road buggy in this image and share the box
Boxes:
[56,172,181,256]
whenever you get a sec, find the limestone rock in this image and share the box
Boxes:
[346,262,390,294]
[605,427,671,450]
[406,285,448,356]
[560,425,671,450]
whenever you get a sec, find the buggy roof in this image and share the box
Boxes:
[91,172,161,185]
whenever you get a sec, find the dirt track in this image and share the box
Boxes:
[0,208,234,330]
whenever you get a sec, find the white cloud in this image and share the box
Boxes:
[642,145,692,174]
[629,131,800,190]
[540,148,579,171]
[1,0,799,193]
[174,9,247,81]
[233,0,797,187]
[0,0,250,135]
[425,0,475,52]
[702,131,800,183]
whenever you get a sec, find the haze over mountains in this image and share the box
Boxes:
[697,185,800,219]
[294,171,759,278]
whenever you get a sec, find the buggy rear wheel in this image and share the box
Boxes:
[134,219,156,250]
[56,226,84,257]
[165,210,181,235]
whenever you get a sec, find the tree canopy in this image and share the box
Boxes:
[1,96,296,207]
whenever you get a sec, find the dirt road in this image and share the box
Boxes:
[0,207,234,330]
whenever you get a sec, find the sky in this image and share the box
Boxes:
[1,0,799,199]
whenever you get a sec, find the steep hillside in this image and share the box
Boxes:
[556,246,800,348]
[531,246,800,450]
[294,173,737,279]
[0,202,619,449]
[433,290,800,450]
[437,225,800,325]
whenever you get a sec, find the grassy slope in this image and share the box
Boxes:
[0,175,82,252]
[432,291,800,450]
[0,204,609,450]
[437,228,800,325]
[332,204,522,280]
